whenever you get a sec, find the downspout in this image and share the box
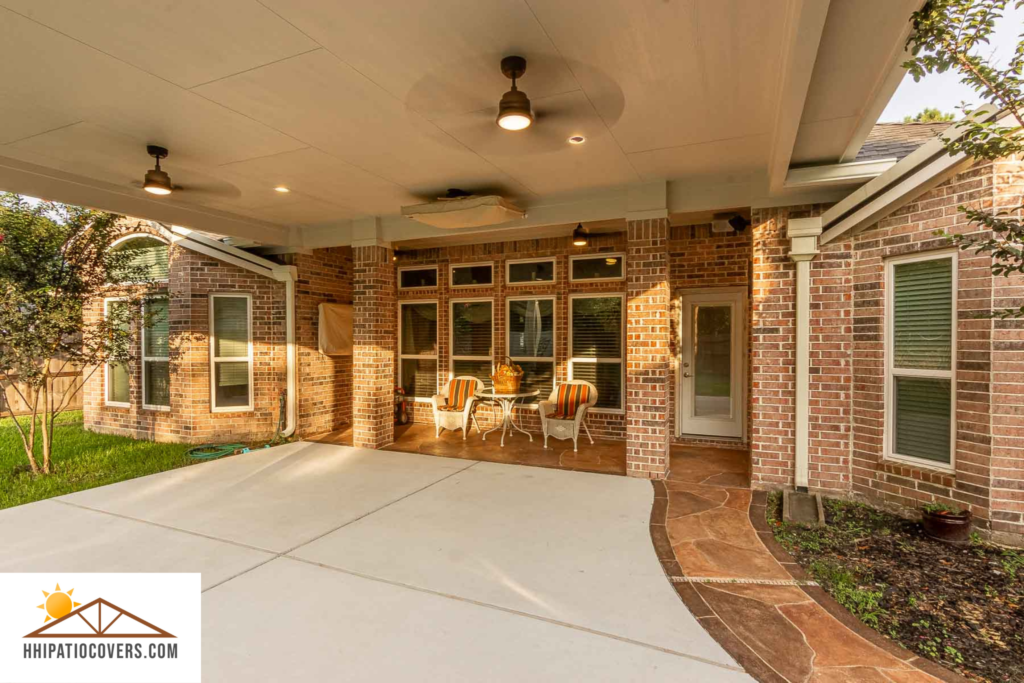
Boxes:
[272,265,298,438]
[787,217,822,493]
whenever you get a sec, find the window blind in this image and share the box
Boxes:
[570,296,623,410]
[894,377,952,463]
[214,297,249,358]
[113,236,169,281]
[401,359,437,398]
[108,363,130,404]
[400,303,438,356]
[144,299,170,407]
[451,302,492,357]
[893,258,953,371]
[508,299,553,358]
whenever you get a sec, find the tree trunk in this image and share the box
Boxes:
[40,374,51,474]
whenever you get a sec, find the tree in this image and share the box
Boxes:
[0,194,159,474]
[902,107,956,122]
[904,0,1024,317]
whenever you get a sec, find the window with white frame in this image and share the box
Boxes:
[210,294,253,411]
[569,295,624,411]
[570,253,625,282]
[507,258,555,285]
[104,299,130,406]
[399,301,438,398]
[399,266,438,289]
[451,262,493,287]
[143,299,171,409]
[450,300,492,384]
[886,252,956,468]
[507,297,555,403]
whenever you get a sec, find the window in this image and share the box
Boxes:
[450,300,492,384]
[143,299,170,410]
[507,258,555,285]
[507,297,555,403]
[886,252,956,469]
[399,266,438,289]
[210,294,252,412]
[104,299,130,407]
[570,254,625,281]
[111,235,170,281]
[399,301,438,399]
[569,295,624,411]
[451,262,493,288]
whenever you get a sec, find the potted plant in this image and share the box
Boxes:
[921,502,972,544]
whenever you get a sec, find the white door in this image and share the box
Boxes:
[678,290,745,438]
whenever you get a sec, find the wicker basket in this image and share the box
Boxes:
[491,359,524,394]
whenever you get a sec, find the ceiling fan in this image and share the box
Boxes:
[131,145,240,200]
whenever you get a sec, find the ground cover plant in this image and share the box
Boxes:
[768,494,1023,683]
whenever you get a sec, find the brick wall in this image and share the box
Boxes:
[395,232,629,440]
[291,247,354,437]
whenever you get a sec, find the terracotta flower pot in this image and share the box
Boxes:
[922,508,973,544]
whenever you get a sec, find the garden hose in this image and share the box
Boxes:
[187,443,245,460]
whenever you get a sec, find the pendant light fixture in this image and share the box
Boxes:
[496,56,533,131]
[572,222,588,247]
[142,145,173,196]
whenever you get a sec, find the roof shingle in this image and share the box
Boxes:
[855,122,951,162]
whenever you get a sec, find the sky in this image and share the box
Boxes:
[878,3,1023,122]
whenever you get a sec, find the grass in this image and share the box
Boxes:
[0,411,195,510]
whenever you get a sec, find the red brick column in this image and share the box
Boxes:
[626,218,671,479]
[352,244,395,449]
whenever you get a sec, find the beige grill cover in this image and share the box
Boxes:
[318,303,353,356]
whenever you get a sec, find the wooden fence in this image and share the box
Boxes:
[1,371,83,417]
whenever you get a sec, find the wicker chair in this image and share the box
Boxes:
[431,376,485,440]
[538,380,598,451]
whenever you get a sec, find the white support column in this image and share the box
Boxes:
[788,217,822,491]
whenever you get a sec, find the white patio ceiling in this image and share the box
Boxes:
[0,0,921,247]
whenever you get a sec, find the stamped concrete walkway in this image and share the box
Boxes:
[1,441,749,682]
[652,446,964,683]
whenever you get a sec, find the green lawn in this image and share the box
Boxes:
[1,411,195,510]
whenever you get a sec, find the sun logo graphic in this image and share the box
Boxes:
[37,584,81,623]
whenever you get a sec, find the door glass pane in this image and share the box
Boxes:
[692,304,732,418]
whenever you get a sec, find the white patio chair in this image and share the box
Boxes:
[431,376,485,440]
[538,380,598,452]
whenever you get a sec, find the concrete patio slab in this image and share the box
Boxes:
[0,499,272,591]
[291,460,737,666]
[203,556,750,682]
[57,441,475,552]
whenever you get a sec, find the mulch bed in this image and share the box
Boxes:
[767,495,1023,683]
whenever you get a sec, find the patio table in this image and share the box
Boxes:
[477,389,540,448]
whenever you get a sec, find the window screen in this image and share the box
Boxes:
[143,299,170,408]
[400,302,438,398]
[106,300,130,405]
[570,296,624,409]
[211,295,251,410]
[889,255,955,465]
[451,301,492,384]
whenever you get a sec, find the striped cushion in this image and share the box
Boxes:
[444,378,476,411]
[551,383,590,420]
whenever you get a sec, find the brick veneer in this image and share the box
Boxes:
[352,244,396,449]
[625,218,671,478]
[291,247,354,437]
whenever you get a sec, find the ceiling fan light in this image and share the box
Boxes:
[496,88,533,131]
[572,222,588,247]
[143,168,173,195]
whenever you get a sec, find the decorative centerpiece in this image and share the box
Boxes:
[921,502,973,544]
[491,357,524,394]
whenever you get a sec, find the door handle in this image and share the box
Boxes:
[683,372,692,378]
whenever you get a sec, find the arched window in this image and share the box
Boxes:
[111,235,169,281]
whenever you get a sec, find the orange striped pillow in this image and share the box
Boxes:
[552,383,590,419]
[445,378,476,411]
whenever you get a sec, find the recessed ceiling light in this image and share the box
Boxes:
[274,186,290,193]
[567,135,586,145]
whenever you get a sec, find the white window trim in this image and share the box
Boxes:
[110,233,170,284]
[141,299,171,412]
[449,297,494,381]
[398,299,439,403]
[568,293,626,414]
[398,265,438,290]
[209,293,254,413]
[506,257,557,286]
[569,253,626,282]
[506,295,557,406]
[884,249,958,473]
[103,297,131,408]
[449,262,494,289]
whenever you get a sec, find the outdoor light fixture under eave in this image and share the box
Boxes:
[572,223,588,247]
[143,145,173,196]
[496,56,533,131]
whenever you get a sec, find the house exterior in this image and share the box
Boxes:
[80,122,1024,546]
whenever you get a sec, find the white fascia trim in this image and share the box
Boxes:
[784,158,897,189]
